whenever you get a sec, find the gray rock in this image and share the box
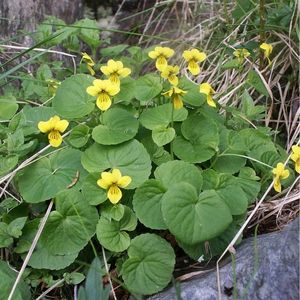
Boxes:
[149,218,299,300]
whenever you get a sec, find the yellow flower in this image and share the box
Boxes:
[199,83,216,107]
[162,86,187,110]
[86,79,120,111]
[100,59,131,85]
[160,65,180,86]
[260,42,273,65]
[46,79,60,96]
[97,169,132,204]
[38,116,69,147]
[182,49,206,76]
[233,48,250,64]
[291,145,300,174]
[272,162,290,193]
[148,46,175,71]
[81,52,95,76]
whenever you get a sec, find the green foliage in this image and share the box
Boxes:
[0,11,296,298]
[122,234,175,295]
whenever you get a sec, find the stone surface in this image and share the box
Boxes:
[149,218,299,300]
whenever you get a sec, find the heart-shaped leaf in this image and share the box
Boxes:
[161,183,232,244]
[41,189,98,255]
[133,179,167,230]
[122,233,175,295]
[17,148,86,203]
[96,206,137,252]
[92,108,138,145]
[53,74,95,119]
[81,139,151,188]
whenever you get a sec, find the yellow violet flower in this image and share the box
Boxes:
[182,49,206,76]
[97,169,132,204]
[260,42,273,65]
[291,145,300,174]
[160,65,180,86]
[148,46,175,71]
[81,52,95,76]
[86,79,120,111]
[199,83,216,107]
[100,59,131,85]
[162,86,187,110]
[38,116,69,148]
[272,163,289,193]
[233,48,250,64]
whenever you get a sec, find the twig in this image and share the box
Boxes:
[8,200,54,300]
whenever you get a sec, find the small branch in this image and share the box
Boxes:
[8,201,54,300]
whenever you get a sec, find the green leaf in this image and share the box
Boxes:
[17,148,86,203]
[0,155,18,176]
[0,260,31,300]
[82,173,107,206]
[66,124,90,148]
[240,91,265,120]
[96,206,137,252]
[0,96,18,120]
[173,115,219,163]
[154,160,203,191]
[134,74,162,102]
[41,189,98,255]
[247,70,269,97]
[76,19,100,47]
[152,127,175,147]
[101,203,125,221]
[81,257,110,300]
[139,103,188,130]
[133,179,167,230]
[180,77,205,106]
[16,219,78,270]
[122,233,175,295]
[114,77,136,102]
[221,58,241,69]
[81,140,151,188]
[53,74,95,119]
[141,135,172,166]
[64,272,85,285]
[7,217,27,238]
[21,105,55,135]
[92,108,139,145]
[100,44,128,57]
[202,170,249,215]
[0,223,13,248]
[161,183,232,244]
[178,214,245,260]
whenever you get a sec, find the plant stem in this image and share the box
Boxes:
[259,0,266,68]
[170,102,174,160]
[223,0,231,26]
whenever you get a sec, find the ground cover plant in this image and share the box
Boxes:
[0,0,299,299]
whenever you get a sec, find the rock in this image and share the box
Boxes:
[149,218,299,300]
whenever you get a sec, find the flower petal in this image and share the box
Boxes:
[87,65,95,76]
[188,60,200,75]
[86,85,99,97]
[97,178,110,189]
[118,67,131,77]
[117,175,132,188]
[168,74,178,86]
[273,177,281,193]
[54,119,69,133]
[148,50,159,59]
[295,160,300,174]
[38,120,52,133]
[100,172,114,185]
[108,185,122,204]
[206,95,216,108]
[48,130,63,147]
[100,65,111,76]
[156,56,168,71]
[111,169,122,182]
[173,95,183,110]
[96,93,112,111]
